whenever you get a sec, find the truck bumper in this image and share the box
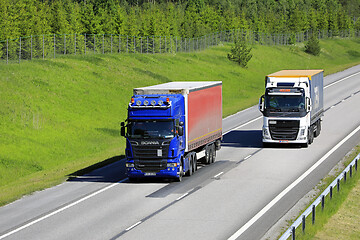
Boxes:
[262,139,307,144]
[126,168,180,179]
[126,158,181,179]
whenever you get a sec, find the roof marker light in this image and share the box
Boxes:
[144,100,149,106]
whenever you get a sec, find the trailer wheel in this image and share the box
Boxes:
[204,147,210,164]
[209,147,214,164]
[211,144,216,163]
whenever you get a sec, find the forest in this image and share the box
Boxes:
[0,0,360,41]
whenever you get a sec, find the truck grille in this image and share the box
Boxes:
[134,159,168,172]
[269,120,299,140]
[132,144,169,172]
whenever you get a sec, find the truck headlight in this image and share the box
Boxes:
[167,163,178,167]
[263,127,271,139]
[126,163,135,168]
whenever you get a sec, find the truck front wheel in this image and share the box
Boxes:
[175,161,183,182]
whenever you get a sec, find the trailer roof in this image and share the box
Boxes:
[267,70,323,78]
[134,81,222,92]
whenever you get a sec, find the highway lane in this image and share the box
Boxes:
[0,65,359,240]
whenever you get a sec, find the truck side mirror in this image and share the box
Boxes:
[120,122,126,137]
[179,121,184,126]
[178,126,184,136]
[306,97,312,112]
[259,95,265,113]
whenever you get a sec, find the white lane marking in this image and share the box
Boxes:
[224,116,262,135]
[0,178,128,240]
[214,172,224,178]
[244,155,252,160]
[176,193,189,201]
[324,72,360,89]
[228,124,360,240]
[125,221,142,231]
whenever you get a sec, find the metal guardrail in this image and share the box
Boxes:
[279,152,360,240]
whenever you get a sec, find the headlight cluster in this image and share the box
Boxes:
[263,127,271,139]
[126,163,135,168]
[167,163,178,168]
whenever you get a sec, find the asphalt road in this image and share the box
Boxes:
[0,65,360,240]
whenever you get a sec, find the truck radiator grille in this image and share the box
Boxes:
[269,120,300,140]
[132,145,169,172]
[134,159,168,172]
[132,145,168,159]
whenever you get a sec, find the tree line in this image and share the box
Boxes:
[1,0,360,42]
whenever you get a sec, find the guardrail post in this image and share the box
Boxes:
[356,159,358,171]
[302,215,306,232]
[330,186,333,199]
[321,195,325,210]
[292,226,296,240]
[337,179,340,192]
[312,205,315,224]
[344,171,347,183]
[350,165,353,177]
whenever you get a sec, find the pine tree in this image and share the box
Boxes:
[227,37,252,67]
[305,33,321,56]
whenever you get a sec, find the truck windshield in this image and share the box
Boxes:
[265,95,305,112]
[127,120,175,139]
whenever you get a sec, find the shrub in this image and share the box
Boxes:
[305,33,321,56]
[227,37,252,67]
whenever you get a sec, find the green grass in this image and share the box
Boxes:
[291,144,360,240]
[0,38,360,206]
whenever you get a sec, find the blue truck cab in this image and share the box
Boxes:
[121,94,186,181]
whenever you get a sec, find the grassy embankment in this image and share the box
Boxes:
[0,38,360,206]
[291,144,360,240]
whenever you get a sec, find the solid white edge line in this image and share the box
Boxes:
[0,178,128,240]
[125,221,142,231]
[244,155,252,160]
[324,71,360,89]
[228,124,360,240]
[214,172,224,178]
[176,193,189,201]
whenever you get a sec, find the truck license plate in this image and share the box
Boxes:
[157,149,162,157]
[145,173,156,176]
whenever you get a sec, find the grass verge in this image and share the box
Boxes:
[0,38,360,206]
[289,144,360,240]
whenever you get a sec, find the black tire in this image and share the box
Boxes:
[209,147,214,164]
[314,120,321,138]
[175,161,183,182]
[204,147,210,164]
[186,157,193,176]
[193,155,198,172]
[211,144,216,163]
[308,127,314,145]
